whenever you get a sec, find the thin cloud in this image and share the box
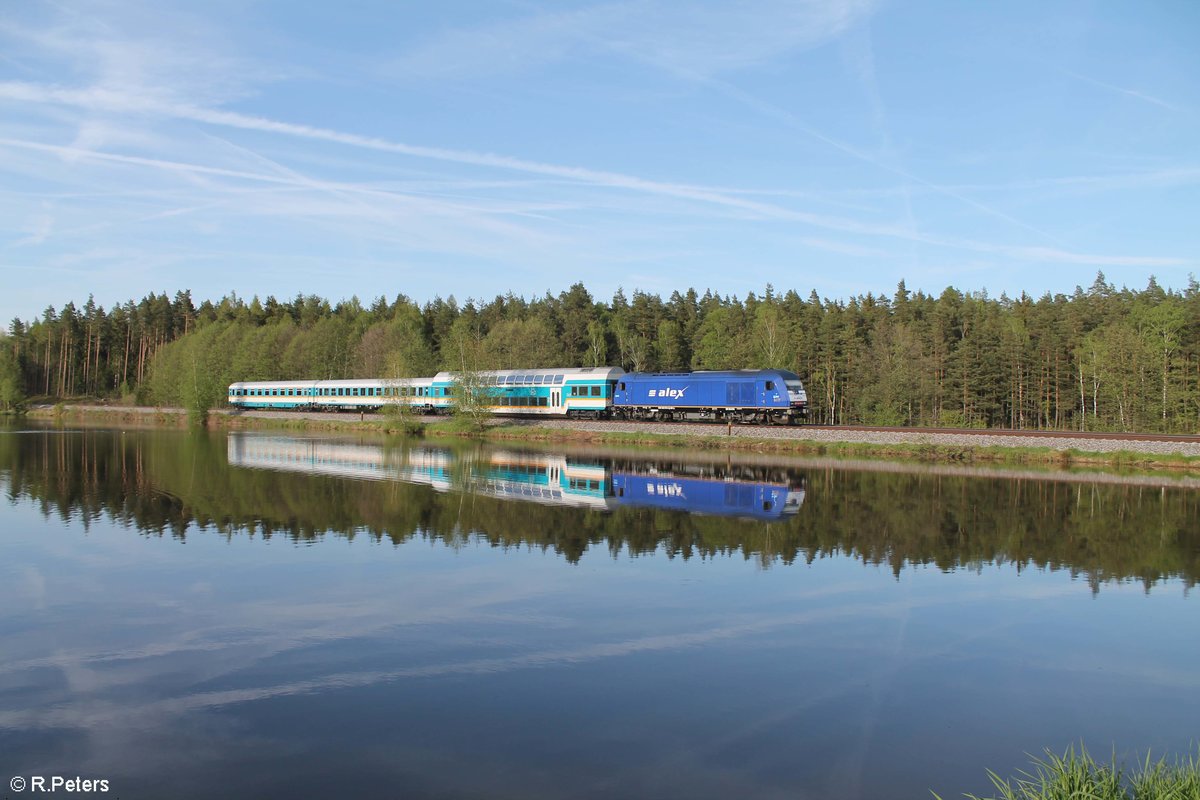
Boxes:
[1060,68,1183,113]
[388,0,879,81]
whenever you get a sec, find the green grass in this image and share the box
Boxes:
[935,746,1200,800]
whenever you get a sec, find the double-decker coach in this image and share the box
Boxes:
[612,369,807,424]
[430,367,624,419]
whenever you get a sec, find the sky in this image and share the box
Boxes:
[1,0,1198,325]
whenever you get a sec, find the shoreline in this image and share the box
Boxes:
[19,403,1200,476]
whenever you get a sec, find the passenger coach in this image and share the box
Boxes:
[228,377,439,412]
[433,367,623,419]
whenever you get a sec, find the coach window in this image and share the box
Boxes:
[553,374,564,384]
[590,386,601,397]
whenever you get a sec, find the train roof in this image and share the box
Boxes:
[620,369,801,382]
[432,366,625,382]
[228,376,434,388]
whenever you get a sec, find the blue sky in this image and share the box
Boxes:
[1,0,1197,324]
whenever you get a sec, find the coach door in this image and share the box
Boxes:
[552,390,560,408]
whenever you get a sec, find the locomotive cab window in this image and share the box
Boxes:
[765,381,774,390]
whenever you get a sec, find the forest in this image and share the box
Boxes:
[2,273,1198,432]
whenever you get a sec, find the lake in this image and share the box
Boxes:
[1,426,1196,799]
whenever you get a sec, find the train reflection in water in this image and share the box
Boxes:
[226,434,805,521]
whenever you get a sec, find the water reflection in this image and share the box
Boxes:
[227,433,806,520]
[0,427,1197,589]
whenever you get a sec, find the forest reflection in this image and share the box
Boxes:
[2,428,1196,591]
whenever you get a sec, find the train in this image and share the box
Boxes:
[227,434,806,521]
[228,367,808,424]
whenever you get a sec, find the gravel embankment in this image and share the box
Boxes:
[519,418,1200,456]
[31,405,1200,457]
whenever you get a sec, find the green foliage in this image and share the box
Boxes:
[937,745,1200,800]
[381,398,424,437]
[0,334,26,412]
[14,274,1200,433]
[447,370,493,433]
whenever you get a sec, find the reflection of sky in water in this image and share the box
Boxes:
[0,440,1197,799]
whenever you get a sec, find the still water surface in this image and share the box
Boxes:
[1,427,1196,799]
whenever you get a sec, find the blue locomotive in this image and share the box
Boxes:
[612,370,807,424]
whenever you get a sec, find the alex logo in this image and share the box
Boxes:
[647,387,687,399]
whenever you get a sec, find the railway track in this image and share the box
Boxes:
[225,406,1197,446]
[806,424,1198,444]
[40,405,1200,455]
[526,417,1200,456]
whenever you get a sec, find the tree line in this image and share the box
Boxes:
[2,274,1199,431]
